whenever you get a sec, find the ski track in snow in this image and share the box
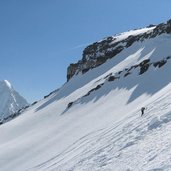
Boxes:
[29,90,171,171]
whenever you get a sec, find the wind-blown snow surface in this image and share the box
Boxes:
[1,32,171,171]
[101,26,155,44]
[0,80,28,120]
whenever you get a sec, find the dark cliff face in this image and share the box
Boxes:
[67,19,171,81]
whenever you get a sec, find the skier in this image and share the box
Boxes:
[141,107,146,116]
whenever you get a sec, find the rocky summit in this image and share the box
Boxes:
[67,19,171,81]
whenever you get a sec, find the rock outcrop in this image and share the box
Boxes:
[67,19,171,81]
[67,55,171,110]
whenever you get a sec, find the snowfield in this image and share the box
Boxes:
[1,29,171,171]
[105,26,155,44]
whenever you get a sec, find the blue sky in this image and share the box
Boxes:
[0,0,171,103]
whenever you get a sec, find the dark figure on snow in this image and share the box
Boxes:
[141,107,146,116]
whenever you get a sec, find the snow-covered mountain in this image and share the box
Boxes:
[1,19,171,171]
[0,80,28,122]
[67,19,171,80]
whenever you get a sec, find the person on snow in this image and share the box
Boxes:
[141,107,146,116]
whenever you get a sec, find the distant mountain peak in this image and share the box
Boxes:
[1,80,12,89]
[4,80,12,88]
[0,80,28,121]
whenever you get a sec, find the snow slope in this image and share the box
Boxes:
[101,26,155,44]
[0,80,28,120]
[1,29,171,171]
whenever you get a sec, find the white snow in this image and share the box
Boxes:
[0,80,28,120]
[0,33,171,171]
[4,80,12,89]
[114,27,155,41]
[101,26,156,45]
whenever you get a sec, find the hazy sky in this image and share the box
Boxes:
[0,0,171,102]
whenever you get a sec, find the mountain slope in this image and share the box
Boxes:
[0,80,28,121]
[0,20,171,171]
[67,19,171,81]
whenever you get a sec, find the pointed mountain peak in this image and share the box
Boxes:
[0,80,28,120]
[0,80,13,89]
[3,80,12,89]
